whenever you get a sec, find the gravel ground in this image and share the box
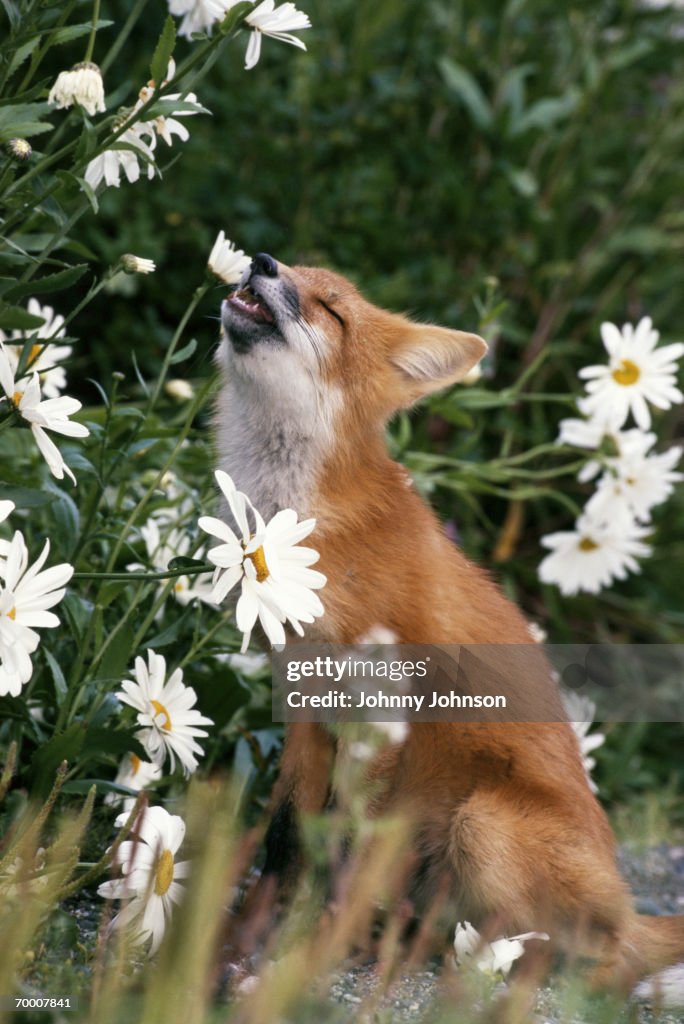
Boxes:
[55,845,684,1022]
[324,844,684,1024]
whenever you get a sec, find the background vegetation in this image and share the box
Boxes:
[0,0,683,1019]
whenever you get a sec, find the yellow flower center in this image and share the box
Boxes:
[130,753,141,775]
[174,581,185,594]
[154,849,174,896]
[151,699,172,731]
[578,537,598,552]
[246,545,270,583]
[7,607,17,620]
[11,390,23,407]
[612,359,640,386]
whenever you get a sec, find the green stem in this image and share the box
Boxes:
[147,282,210,413]
[16,200,91,286]
[72,563,215,582]
[84,0,102,64]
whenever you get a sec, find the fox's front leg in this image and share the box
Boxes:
[262,722,337,891]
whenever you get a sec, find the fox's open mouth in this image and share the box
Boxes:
[228,285,275,324]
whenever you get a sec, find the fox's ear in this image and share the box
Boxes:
[390,324,487,403]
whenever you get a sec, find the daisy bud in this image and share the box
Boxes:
[48,62,106,117]
[7,138,32,161]
[164,379,194,401]
[121,254,156,275]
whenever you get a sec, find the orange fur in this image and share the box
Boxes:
[218,258,684,991]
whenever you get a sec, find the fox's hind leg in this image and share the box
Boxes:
[447,785,633,974]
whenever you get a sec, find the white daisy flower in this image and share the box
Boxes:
[121,254,156,275]
[556,415,615,452]
[198,469,326,652]
[128,517,215,608]
[454,921,549,978]
[207,232,251,285]
[561,691,605,795]
[584,431,682,528]
[577,317,684,431]
[244,0,311,71]
[538,514,651,596]
[97,805,189,955]
[84,125,157,191]
[168,0,239,39]
[104,753,163,812]
[0,344,89,484]
[134,60,202,149]
[48,62,106,117]
[1,299,72,399]
[0,531,73,697]
[116,650,213,777]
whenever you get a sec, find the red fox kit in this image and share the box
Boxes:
[215,251,684,994]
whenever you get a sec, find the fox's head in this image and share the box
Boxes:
[219,252,486,424]
[216,252,487,512]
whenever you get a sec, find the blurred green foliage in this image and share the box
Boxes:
[2,0,683,813]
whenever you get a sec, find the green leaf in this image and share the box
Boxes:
[3,263,88,303]
[167,555,207,571]
[143,604,196,649]
[0,121,53,143]
[97,580,132,609]
[98,622,136,683]
[82,727,146,759]
[0,305,45,330]
[43,648,68,706]
[49,19,114,46]
[7,38,40,78]
[0,485,55,508]
[31,723,86,793]
[511,89,579,135]
[438,58,492,130]
[150,16,177,87]
[169,338,198,364]
[0,102,51,129]
[61,592,95,643]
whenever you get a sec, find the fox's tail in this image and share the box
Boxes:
[626,914,684,1007]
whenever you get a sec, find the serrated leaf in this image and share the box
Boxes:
[3,263,88,302]
[169,338,197,364]
[7,38,39,77]
[50,19,114,46]
[150,16,177,87]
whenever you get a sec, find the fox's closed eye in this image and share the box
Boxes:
[317,298,345,328]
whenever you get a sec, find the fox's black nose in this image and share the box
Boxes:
[251,252,278,278]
